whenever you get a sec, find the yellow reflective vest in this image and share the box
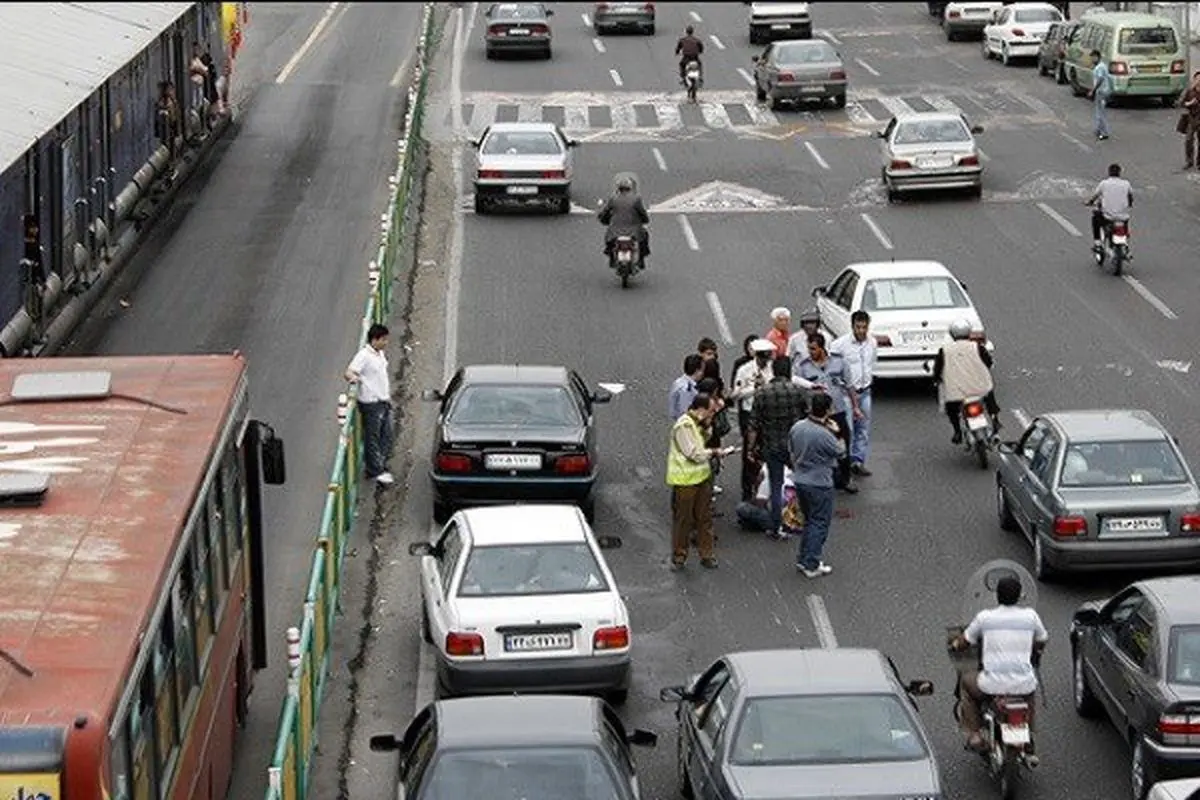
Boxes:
[666,413,712,487]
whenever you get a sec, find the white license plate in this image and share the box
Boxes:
[903,331,942,346]
[917,157,954,169]
[800,85,825,93]
[485,453,542,470]
[1111,235,1128,245]
[1000,724,1031,746]
[1104,516,1164,533]
[506,185,538,196]
[508,28,530,35]
[771,23,791,30]
[1138,65,1163,73]
[505,632,572,652]
[618,250,633,262]
[966,415,990,431]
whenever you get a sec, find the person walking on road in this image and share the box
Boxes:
[668,353,705,422]
[748,356,810,539]
[765,307,791,358]
[832,310,878,478]
[731,339,777,499]
[789,393,844,578]
[345,323,395,485]
[1089,49,1113,140]
[1181,71,1200,169]
[667,394,732,570]
[795,332,860,493]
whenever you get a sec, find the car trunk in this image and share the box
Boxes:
[477,154,566,181]
[777,60,841,85]
[455,593,624,662]
[1056,484,1200,541]
[869,307,981,356]
[891,141,976,172]
[442,422,587,478]
[726,758,939,799]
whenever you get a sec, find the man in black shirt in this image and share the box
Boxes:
[748,357,809,539]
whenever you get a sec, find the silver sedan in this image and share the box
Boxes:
[472,122,577,214]
[878,111,984,201]
[996,409,1200,581]
[484,3,554,59]
[752,39,847,110]
[592,1,655,35]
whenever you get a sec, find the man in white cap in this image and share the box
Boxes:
[730,339,776,500]
[766,307,791,359]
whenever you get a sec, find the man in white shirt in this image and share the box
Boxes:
[1085,162,1133,252]
[952,576,1048,756]
[344,323,395,485]
[831,310,877,477]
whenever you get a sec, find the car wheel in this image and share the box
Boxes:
[646,23,656,35]
[421,605,433,644]
[1072,645,1102,718]
[1057,63,1068,84]
[1032,533,1055,582]
[555,195,571,215]
[968,183,983,200]
[485,47,494,60]
[433,497,452,523]
[1001,44,1012,66]
[946,27,957,42]
[755,80,767,103]
[607,688,629,706]
[1131,738,1155,800]
[768,90,782,111]
[677,734,695,800]
[749,29,760,45]
[1038,59,1048,76]
[473,194,487,215]
[996,480,1017,531]
[1163,93,1179,108]
[580,496,596,523]
[831,92,847,109]
[543,46,552,60]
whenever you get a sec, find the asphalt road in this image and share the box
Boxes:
[60,3,423,798]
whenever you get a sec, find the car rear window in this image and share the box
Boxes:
[730,694,929,766]
[776,41,838,63]
[491,4,544,20]
[420,746,626,800]
[1118,26,1178,56]
[1169,626,1200,685]
[458,543,610,597]
[861,277,969,311]
[481,131,563,156]
[1058,440,1188,487]
[1014,8,1060,23]
[448,385,582,426]
[893,119,971,145]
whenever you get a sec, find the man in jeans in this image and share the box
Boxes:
[1089,49,1113,141]
[345,323,395,485]
[789,393,844,578]
[747,356,809,540]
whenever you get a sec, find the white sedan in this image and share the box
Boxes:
[982,2,1063,65]
[812,260,994,380]
[410,504,633,703]
[472,121,577,215]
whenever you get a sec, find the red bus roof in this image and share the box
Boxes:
[0,354,245,726]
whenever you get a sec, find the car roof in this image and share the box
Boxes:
[1083,12,1179,28]
[483,122,561,135]
[843,260,956,281]
[1044,409,1169,443]
[460,364,571,385]
[436,695,602,748]
[1006,2,1060,9]
[459,504,591,546]
[891,111,969,125]
[1139,576,1200,626]
[728,648,898,696]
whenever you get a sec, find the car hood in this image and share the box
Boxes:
[443,421,586,445]
[726,759,940,799]
[751,3,811,17]
[1057,483,1200,509]
[453,592,624,625]
[477,153,567,172]
[890,140,976,159]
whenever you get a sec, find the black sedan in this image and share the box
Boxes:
[422,364,612,522]
[370,694,657,799]
[1071,577,1200,800]
[660,648,940,800]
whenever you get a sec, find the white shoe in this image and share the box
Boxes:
[797,562,833,578]
[712,484,723,495]
[375,471,395,485]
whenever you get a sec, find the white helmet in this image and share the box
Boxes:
[949,319,972,340]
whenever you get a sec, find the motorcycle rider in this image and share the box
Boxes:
[598,175,650,266]
[1084,162,1133,254]
[950,576,1048,760]
[932,319,1000,445]
[675,25,705,86]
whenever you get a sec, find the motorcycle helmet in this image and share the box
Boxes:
[948,319,972,340]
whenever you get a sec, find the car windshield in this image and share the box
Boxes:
[491,4,545,20]
[1169,626,1200,685]
[893,119,971,145]
[419,746,626,800]
[1058,440,1188,487]
[1013,8,1059,23]
[776,41,838,63]
[730,694,929,766]
[861,277,969,311]
[448,384,582,427]
[1118,26,1177,55]
[482,131,562,156]
[458,543,609,597]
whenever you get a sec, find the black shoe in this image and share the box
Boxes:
[841,482,859,494]
[951,432,963,445]
[851,463,872,477]
[700,557,718,569]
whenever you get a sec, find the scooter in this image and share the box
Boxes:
[960,396,995,469]
[684,60,702,103]
[1094,218,1130,276]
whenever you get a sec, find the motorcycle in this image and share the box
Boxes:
[683,60,702,103]
[1094,218,1130,276]
[960,396,995,469]
[601,172,646,289]
[948,560,1043,800]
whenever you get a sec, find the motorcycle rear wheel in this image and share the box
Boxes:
[974,439,989,469]
[999,752,1021,800]
[1112,247,1125,276]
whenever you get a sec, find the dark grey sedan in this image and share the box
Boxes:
[1070,577,1200,799]
[752,39,847,110]
[660,648,940,800]
[484,2,554,59]
[995,410,1200,581]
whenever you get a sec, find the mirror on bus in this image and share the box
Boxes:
[262,428,287,485]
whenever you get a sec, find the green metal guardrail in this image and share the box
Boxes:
[263,4,436,798]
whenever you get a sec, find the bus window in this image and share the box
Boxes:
[109,725,132,800]
[130,672,157,800]
[171,567,198,722]
[152,625,179,784]
[209,476,228,593]
[223,445,245,567]
[193,523,215,665]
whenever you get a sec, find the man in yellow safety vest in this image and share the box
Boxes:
[667,393,735,570]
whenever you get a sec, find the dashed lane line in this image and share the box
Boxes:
[690,10,703,23]
[1059,130,1094,153]
[807,595,839,649]
[736,67,755,86]
[804,141,830,170]
[652,146,668,172]
[817,29,842,45]
[710,34,726,50]
[706,291,735,346]
[609,68,624,87]
[275,2,341,84]
[1012,407,1031,428]
[679,214,700,251]
[860,212,894,250]
[593,37,606,53]
[1036,202,1082,237]
[1123,275,1178,320]
[855,57,881,78]
[581,12,592,26]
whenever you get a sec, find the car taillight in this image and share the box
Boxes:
[1011,28,1026,37]
[959,155,980,166]
[1171,59,1186,74]
[1053,515,1087,538]
[948,10,961,18]
[644,2,655,9]
[1181,513,1200,533]
[593,626,630,650]
[445,632,485,656]
[478,169,504,179]
[1110,61,1128,75]
[778,71,795,81]
[968,330,987,343]
[542,169,566,179]
[830,69,846,80]
[963,401,986,418]
[488,24,506,36]
[555,454,591,475]
[531,23,550,35]
[890,159,912,170]
[1158,713,1200,745]
[436,452,472,473]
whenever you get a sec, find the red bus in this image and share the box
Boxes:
[0,354,285,800]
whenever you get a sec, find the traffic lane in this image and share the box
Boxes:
[222,3,336,110]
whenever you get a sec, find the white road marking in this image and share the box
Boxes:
[593,37,606,53]
[860,212,893,250]
[275,2,342,84]
[1059,130,1093,153]
[736,67,755,86]
[817,29,842,45]
[807,595,839,649]
[710,34,726,50]
[582,12,592,26]
[706,291,735,346]
[652,146,668,172]
[855,57,881,77]
[804,141,829,170]
[389,41,418,88]
[690,10,703,23]
[679,214,700,251]
[947,58,969,72]
[1012,407,1031,428]
[609,68,624,87]
[1123,275,1178,320]
[1036,202,1081,237]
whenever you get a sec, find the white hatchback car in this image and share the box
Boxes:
[812,260,994,380]
[410,504,632,703]
[982,2,1063,65]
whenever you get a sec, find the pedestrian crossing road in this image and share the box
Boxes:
[432,87,1062,142]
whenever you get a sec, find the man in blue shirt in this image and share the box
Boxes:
[1089,49,1113,140]
[668,353,705,421]
[788,393,845,578]
[794,331,860,493]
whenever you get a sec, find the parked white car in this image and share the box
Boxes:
[812,260,994,380]
[942,0,1004,41]
[982,2,1064,65]
[411,504,633,703]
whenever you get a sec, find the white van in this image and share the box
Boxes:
[1147,777,1200,800]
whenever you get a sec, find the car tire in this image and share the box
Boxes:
[646,23,655,35]
[755,81,767,103]
[607,688,629,706]
[982,38,991,59]
[749,29,760,45]
[768,91,782,111]
[1038,59,1048,76]
[543,46,552,60]
[555,195,571,215]
[945,27,957,42]
[421,605,433,644]
[1000,44,1012,66]
[474,194,488,215]
[832,93,847,109]
[433,497,452,523]
[1032,533,1055,582]
[1131,738,1155,800]
[580,496,596,523]
[485,47,495,60]
[1162,94,1178,108]
[1072,645,1102,718]
[996,480,1017,531]
[969,183,983,200]
[1057,63,1068,84]
[594,24,604,36]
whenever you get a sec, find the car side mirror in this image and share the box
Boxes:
[409,542,436,557]
[875,130,886,139]
[1073,607,1102,627]
[628,729,657,747]
[971,125,985,134]
[659,685,689,703]
[567,139,579,148]
[997,441,1015,454]
[811,285,826,298]
[907,680,935,697]
[469,139,481,149]
[545,8,554,14]
[421,389,443,402]
[592,388,613,404]
[596,535,622,549]
[369,734,403,752]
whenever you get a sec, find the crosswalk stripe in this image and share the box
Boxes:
[610,103,637,130]
[876,95,916,118]
[845,101,875,127]
[469,100,496,134]
[745,102,780,127]
[564,104,590,131]
[926,95,963,114]
[653,101,683,130]
[517,102,541,123]
[699,102,731,129]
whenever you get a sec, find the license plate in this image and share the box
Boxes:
[508,28,530,35]
[966,415,990,431]
[504,632,572,652]
[485,452,542,470]
[1111,234,1127,245]
[506,185,537,196]
[1138,65,1163,73]
[917,157,954,169]
[800,85,825,93]
[1104,516,1164,533]
[903,330,942,346]
[618,251,633,262]
[1000,724,1031,746]
[771,23,791,30]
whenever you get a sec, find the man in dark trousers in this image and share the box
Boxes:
[789,393,844,578]
[748,356,809,540]
[675,25,705,85]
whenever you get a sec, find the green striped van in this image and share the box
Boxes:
[1061,11,1187,106]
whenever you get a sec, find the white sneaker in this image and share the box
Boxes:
[797,562,833,578]
[375,471,395,485]
[712,484,724,495]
